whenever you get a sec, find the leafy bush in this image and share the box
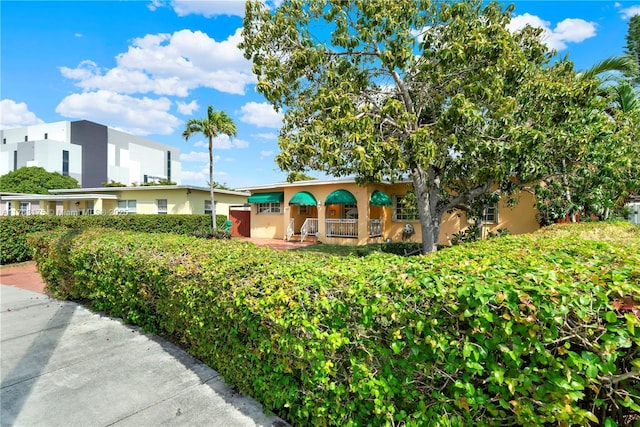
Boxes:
[380,241,423,256]
[0,214,226,265]
[30,223,640,426]
[189,227,231,240]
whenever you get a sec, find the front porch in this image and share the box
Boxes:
[283,188,392,245]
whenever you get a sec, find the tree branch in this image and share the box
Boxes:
[443,181,493,213]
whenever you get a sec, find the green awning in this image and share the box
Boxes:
[247,191,284,204]
[370,190,392,206]
[289,191,317,206]
[325,189,357,205]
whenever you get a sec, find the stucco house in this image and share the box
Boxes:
[239,177,541,246]
[0,185,249,218]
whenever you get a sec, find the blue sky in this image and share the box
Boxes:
[1,0,638,189]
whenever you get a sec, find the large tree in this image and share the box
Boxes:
[241,0,598,253]
[183,105,237,230]
[625,14,640,84]
[0,166,79,194]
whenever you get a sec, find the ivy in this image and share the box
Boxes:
[30,222,640,426]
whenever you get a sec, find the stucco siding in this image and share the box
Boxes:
[247,180,541,246]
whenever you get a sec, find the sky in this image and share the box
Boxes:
[1,0,638,189]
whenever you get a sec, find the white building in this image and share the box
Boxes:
[0,120,181,187]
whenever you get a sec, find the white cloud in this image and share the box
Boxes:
[180,151,209,162]
[181,163,227,186]
[260,150,274,159]
[213,134,249,149]
[176,100,199,115]
[253,132,278,140]
[147,0,165,12]
[170,0,246,17]
[55,90,180,135]
[0,99,44,129]
[618,5,640,19]
[189,135,248,150]
[74,33,83,38]
[238,101,283,128]
[507,13,597,51]
[60,28,255,97]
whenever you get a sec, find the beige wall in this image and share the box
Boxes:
[91,188,248,216]
[3,188,248,217]
[251,206,285,238]
[250,182,541,246]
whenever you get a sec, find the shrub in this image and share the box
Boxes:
[29,223,640,426]
[380,241,423,256]
[189,227,231,240]
[0,214,226,265]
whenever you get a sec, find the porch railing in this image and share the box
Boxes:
[300,218,318,242]
[326,219,358,238]
[370,219,382,237]
[286,218,295,241]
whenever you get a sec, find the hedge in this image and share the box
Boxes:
[0,214,226,265]
[29,223,640,426]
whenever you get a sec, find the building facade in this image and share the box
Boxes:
[0,120,181,187]
[0,186,249,218]
[240,178,541,246]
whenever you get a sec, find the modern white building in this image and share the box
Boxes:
[0,120,181,187]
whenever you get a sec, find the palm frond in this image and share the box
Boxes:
[580,56,636,81]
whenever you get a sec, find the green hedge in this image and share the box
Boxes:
[29,223,640,426]
[0,214,226,265]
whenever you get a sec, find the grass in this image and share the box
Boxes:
[291,242,369,257]
[291,222,639,257]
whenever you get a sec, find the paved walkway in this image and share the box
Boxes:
[0,246,294,426]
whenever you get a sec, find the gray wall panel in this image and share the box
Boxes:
[71,121,108,188]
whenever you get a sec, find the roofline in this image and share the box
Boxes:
[1,194,119,201]
[49,185,250,196]
[237,176,407,191]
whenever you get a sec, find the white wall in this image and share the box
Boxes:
[1,121,180,187]
[108,128,181,185]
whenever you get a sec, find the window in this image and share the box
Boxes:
[3,138,6,144]
[24,135,28,142]
[20,202,31,215]
[167,151,172,182]
[299,205,309,215]
[62,150,69,176]
[44,133,48,140]
[13,150,17,170]
[204,200,218,214]
[257,202,281,214]
[343,204,358,219]
[86,201,94,215]
[393,195,419,221]
[6,201,12,216]
[117,200,137,214]
[157,199,167,214]
[482,205,498,224]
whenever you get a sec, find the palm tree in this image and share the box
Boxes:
[610,80,639,114]
[183,105,237,230]
[579,56,636,82]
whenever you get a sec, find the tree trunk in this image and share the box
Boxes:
[209,137,216,230]
[412,166,443,254]
[561,159,576,223]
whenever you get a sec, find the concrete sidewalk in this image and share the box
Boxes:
[0,285,288,427]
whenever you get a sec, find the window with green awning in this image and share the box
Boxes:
[247,192,284,204]
[370,190,392,206]
[325,189,357,205]
[289,191,317,206]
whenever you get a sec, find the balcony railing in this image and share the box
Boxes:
[370,219,382,237]
[326,219,358,238]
